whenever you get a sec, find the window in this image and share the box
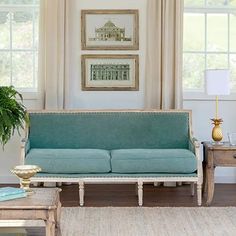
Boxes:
[183,0,236,98]
[0,0,39,92]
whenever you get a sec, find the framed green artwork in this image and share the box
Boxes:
[81,54,139,91]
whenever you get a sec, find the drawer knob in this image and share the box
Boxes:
[233,154,236,159]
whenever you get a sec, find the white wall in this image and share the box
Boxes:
[1,0,236,183]
[65,0,146,109]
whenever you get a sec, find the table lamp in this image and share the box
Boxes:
[205,69,230,144]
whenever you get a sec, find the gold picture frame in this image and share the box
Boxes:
[81,54,139,91]
[81,10,139,50]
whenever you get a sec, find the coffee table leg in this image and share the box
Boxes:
[46,210,56,236]
[56,201,62,228]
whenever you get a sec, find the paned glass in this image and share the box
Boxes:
[184,13,205,51]
[12,52,34,88]
[207,14,228,52]
[183,53,205,91]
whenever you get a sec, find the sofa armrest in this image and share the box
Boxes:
[189,137,200,155]
[189,136,203,185]
[21,138,30,164]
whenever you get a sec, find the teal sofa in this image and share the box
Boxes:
[22,110,202,206]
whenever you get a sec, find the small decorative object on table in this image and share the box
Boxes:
[205,69,230,144]
[11,165,41,194]
[228,132,236,146]
[0,187,26,202]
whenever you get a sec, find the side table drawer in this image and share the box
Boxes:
[214,151,236,165]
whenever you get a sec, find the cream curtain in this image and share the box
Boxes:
[145,0,184,109]
[38,0,67,109]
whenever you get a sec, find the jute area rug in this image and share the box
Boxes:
[59,207,236,236]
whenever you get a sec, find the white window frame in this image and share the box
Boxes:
[0,1,39,99]
[183,3,236,101]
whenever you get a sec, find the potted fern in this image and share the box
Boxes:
[0,86,28,148]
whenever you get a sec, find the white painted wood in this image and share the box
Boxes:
[153,182,160,187]
[138,181,143,206]
[191,183,195,196]
[56,182,62,187]
[32,182,40,187]
[31,177,199,183]
[44,182,56,187]
[79,181,84,206]
[163,182,177,187]
[197,184,202,206]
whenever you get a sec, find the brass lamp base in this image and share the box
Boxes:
[211,118,223,144]
[11,165,41,195]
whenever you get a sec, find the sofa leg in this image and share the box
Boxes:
[32,182,40,187]
[135,183,138,196]
[154,182,160,187]
[197,183,202,206]
[138,181,143,206]
[79,181,84,206]
[191,183,195,196]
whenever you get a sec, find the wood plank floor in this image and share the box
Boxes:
[0,183,236,235]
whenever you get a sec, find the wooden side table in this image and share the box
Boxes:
[0,188,61,236]
[202,142,236,206]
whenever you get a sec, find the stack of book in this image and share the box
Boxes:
[0,187,27,202]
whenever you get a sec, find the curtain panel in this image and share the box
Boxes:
[145,0,184,109]
[38,0,67,109]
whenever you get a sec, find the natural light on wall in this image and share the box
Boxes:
[0,0,39,92]
[183,0,236,95]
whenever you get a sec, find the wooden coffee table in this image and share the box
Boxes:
[0,188,61,236]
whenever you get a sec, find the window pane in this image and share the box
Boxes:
[207,54,228,69]
[207,0,228,6]
[0,52,11,86]
[11,0,35,4]
[0,12,10,49]
[207,14,228,52]
[12,52,34,88]
[230,54,236,91]
[34,52,38,88]
[230,14,236,52]
[12,11,33,49]
[229,0,236,6]
[184,14,205,51]
[185,0,205,7]
[183,53,205,90]
[34,11,39,49]
[0,0,11,4]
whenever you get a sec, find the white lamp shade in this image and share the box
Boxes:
[205,69,230,95]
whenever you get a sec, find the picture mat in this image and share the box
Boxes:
[85,58,136,87]
[85,14,134,46]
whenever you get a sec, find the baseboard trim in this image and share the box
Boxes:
[215,176,236,183]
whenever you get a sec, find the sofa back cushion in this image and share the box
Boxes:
[28,111,190,150]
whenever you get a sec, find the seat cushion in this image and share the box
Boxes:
[25,149,111,174]
[111,149,197,174]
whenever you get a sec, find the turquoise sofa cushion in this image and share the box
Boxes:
[28,112,190,150]
[111,149,197,174]
[25,149,111,174]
